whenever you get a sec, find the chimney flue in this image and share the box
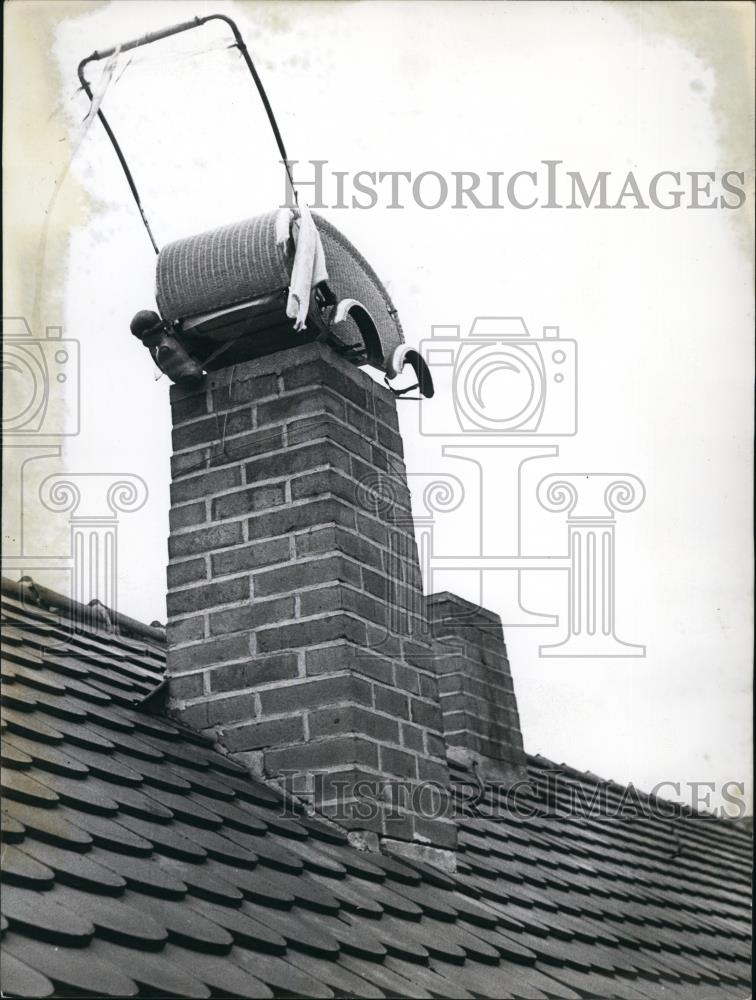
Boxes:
[428,592,527,785]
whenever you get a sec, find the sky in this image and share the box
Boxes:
[3,1,753,813]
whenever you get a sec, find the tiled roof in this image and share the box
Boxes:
[0,580,751,999]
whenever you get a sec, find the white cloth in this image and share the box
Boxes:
[284,205,329,332]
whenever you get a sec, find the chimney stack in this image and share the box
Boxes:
[428,592,527,785]
[165,343,455,851]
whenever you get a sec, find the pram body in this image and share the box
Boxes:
[155,210,405,375]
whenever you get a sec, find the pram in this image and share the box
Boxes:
[78,15,433,397]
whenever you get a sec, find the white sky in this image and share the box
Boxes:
[4,1,753,812]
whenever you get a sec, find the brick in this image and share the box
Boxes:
[211,537,290,577]
[167,558,208,588]
[175,701,209,730]
[413,815,458,850]
[400,723,425,753]
[298,584,345,618]
[290,468,361,506]
[323,367,370,411]
[168,632,249,672]
[218,407,254,438]
[170,450,209,478]
[168,521,244,559]
[264,737,379,772]
[286,412,373,462]
[387,547,423,582]
[258,674,372,715]
[373,685,409,719]
[282,357,370,410]
[429,671,465,696]
[308,705,400,744]
[320,805,383,836]
[247,498,355,542]
[425,732,447,759]
[347,588,392,628]
[293,525,339,559]
[169,501,207,531]
[374,394,399,432]
[280,356,330,392]
[219,425,285,462]
[343,401,377,439]
[171,392,209,424]
[438,692,467,715]
[380,745,418,779]
[167,576,249,616]
[305,643,394,685]
[208,652,299,693]
[382,811,414,842]
[303,642,355,675]
[410,780,448,819]
[285,413,340,448]
[403,639,437,671]
[169,671,205,701]
[393,663,421,696]
[172,430,284,479]
[435,676,464,701]
[206,692,258,727]
[172,415,222,451]
[355,514,389,548]
[254,556,360,599]
[209,596,294,637]
[439,710,467,734]
[364,625,402,660]
[362,568,388,600]
[462,694,507,724]
[223,715,304,752]
[166,616,206,644]
[370,444,390,471]
[256,614,368,653]
[212,373,278,409]
[245,440,350,486]
[212,483,286,521]
[417,757,450,786]
[170,466,241,504]
[377,421,403,456]
[350,462,412,509]
[418,674,440,700]
[294,525,384,568]
[257,386,345,426]
[315,767,385,809]
[299,585,388,628]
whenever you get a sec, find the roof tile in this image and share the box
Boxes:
[0,585,750,999]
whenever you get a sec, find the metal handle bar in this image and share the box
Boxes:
[77,14,296,254]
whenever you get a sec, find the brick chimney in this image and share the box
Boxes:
[427,592,527,785]
[166,343,455,851]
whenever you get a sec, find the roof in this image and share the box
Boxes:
[1,578,752,999]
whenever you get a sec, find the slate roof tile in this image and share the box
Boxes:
[0,584,751,999]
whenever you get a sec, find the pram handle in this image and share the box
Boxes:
[77,14,295,254]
